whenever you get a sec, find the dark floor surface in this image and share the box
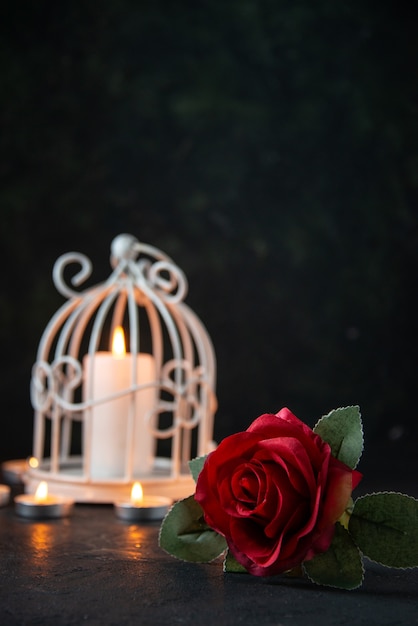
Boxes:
[1,449,417,626]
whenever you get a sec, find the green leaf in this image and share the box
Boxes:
[159,495,227,562]
[313,406,363,469]
[349,492,418,568]
[303,523,364,590]
[189,455,207,482]
[223,550,248,573]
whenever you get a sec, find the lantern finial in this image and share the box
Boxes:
[110,233,139,265]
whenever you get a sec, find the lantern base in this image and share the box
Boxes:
[24,457,195,503]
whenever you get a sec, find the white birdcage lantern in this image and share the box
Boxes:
[26,234,217,502]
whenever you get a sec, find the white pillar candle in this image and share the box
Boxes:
[83,327,156,479]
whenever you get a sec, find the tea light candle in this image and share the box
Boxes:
[14,481,74,519]
[1,459,26,484]
[0,484,10,506]
[1,457,39,485]
[114,482,172,522]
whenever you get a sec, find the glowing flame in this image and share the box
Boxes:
[28,457,39,469]
[130,482,143,506]
[34,481,48,503]
[112,326,126,359]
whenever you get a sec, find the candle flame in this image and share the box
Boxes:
[34,481,48,503]
[112,326,126,359]
[28,456,39,469]
[131,482,143,506]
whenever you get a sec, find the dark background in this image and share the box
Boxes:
[1,1,418,480]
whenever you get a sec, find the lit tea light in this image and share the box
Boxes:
[14,481,74,519]
[1,457,37,485]
[114,482,172,522]
[0,484,10,506]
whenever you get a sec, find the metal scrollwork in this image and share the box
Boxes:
[146,360,210,439]
[31,360,54,413]
[31,356,83,413]
[108,235,189,303]
[145,259,187,303]
[53,252,93,299]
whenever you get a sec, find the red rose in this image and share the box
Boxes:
[195,408,362,576]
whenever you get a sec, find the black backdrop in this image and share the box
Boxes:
[1,1,418,471]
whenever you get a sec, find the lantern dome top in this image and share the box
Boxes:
[110,233,139,264]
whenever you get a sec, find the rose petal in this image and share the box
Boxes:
[320,458,360,525]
